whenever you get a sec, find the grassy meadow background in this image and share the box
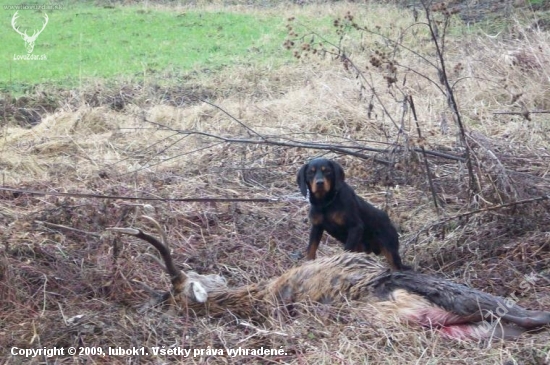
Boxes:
[1,0,550,364]
[1,1,335,91]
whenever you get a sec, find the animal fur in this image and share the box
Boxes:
[109,220,550,341]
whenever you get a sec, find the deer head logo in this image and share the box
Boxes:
[11,11,49,54]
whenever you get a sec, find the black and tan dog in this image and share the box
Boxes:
[297,158,409,270]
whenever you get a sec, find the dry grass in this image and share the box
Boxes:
[1,2,550,364]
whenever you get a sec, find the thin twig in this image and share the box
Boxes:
[199,98,267,140]
[0,187,275,203]
[493,110,550,115]
[142,119,466,163]
[405,194,550,246]
[143,119,392,165]
[35,220,102,237]
[422,1,479,197]
[409,95,440,215]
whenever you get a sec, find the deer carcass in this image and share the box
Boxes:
[109,219,550,341]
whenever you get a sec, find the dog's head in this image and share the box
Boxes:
[297,158,345,200]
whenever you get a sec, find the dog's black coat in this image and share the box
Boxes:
[297,158,409,270]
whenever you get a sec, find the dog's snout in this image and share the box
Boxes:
[314,171,325,186]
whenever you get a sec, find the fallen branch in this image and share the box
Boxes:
[35,220,101,237]
[406,194,550,245]
[494,110,550,115]
[142,119,466,164]
[0,187,275,203]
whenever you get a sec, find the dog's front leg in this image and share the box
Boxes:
[344,225,364,252]
[306,225,324,260]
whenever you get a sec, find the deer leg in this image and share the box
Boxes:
[439,322,526,341]
[406,303,528,340]
[501,310,550,329]
[480,298,550,329]
[374,271,550,331]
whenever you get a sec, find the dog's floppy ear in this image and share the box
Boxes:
[296,163,309,197]
[331,160,345,191]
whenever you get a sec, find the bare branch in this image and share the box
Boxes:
[494,110,550,115]
[406,194,550,245]
[0,187,275,203]
[409,95,441,214]
[421,1,479,198]
[141,118,466,164]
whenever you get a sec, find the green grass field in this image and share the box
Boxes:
[3,1,526,94]
[1,2,294,92]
